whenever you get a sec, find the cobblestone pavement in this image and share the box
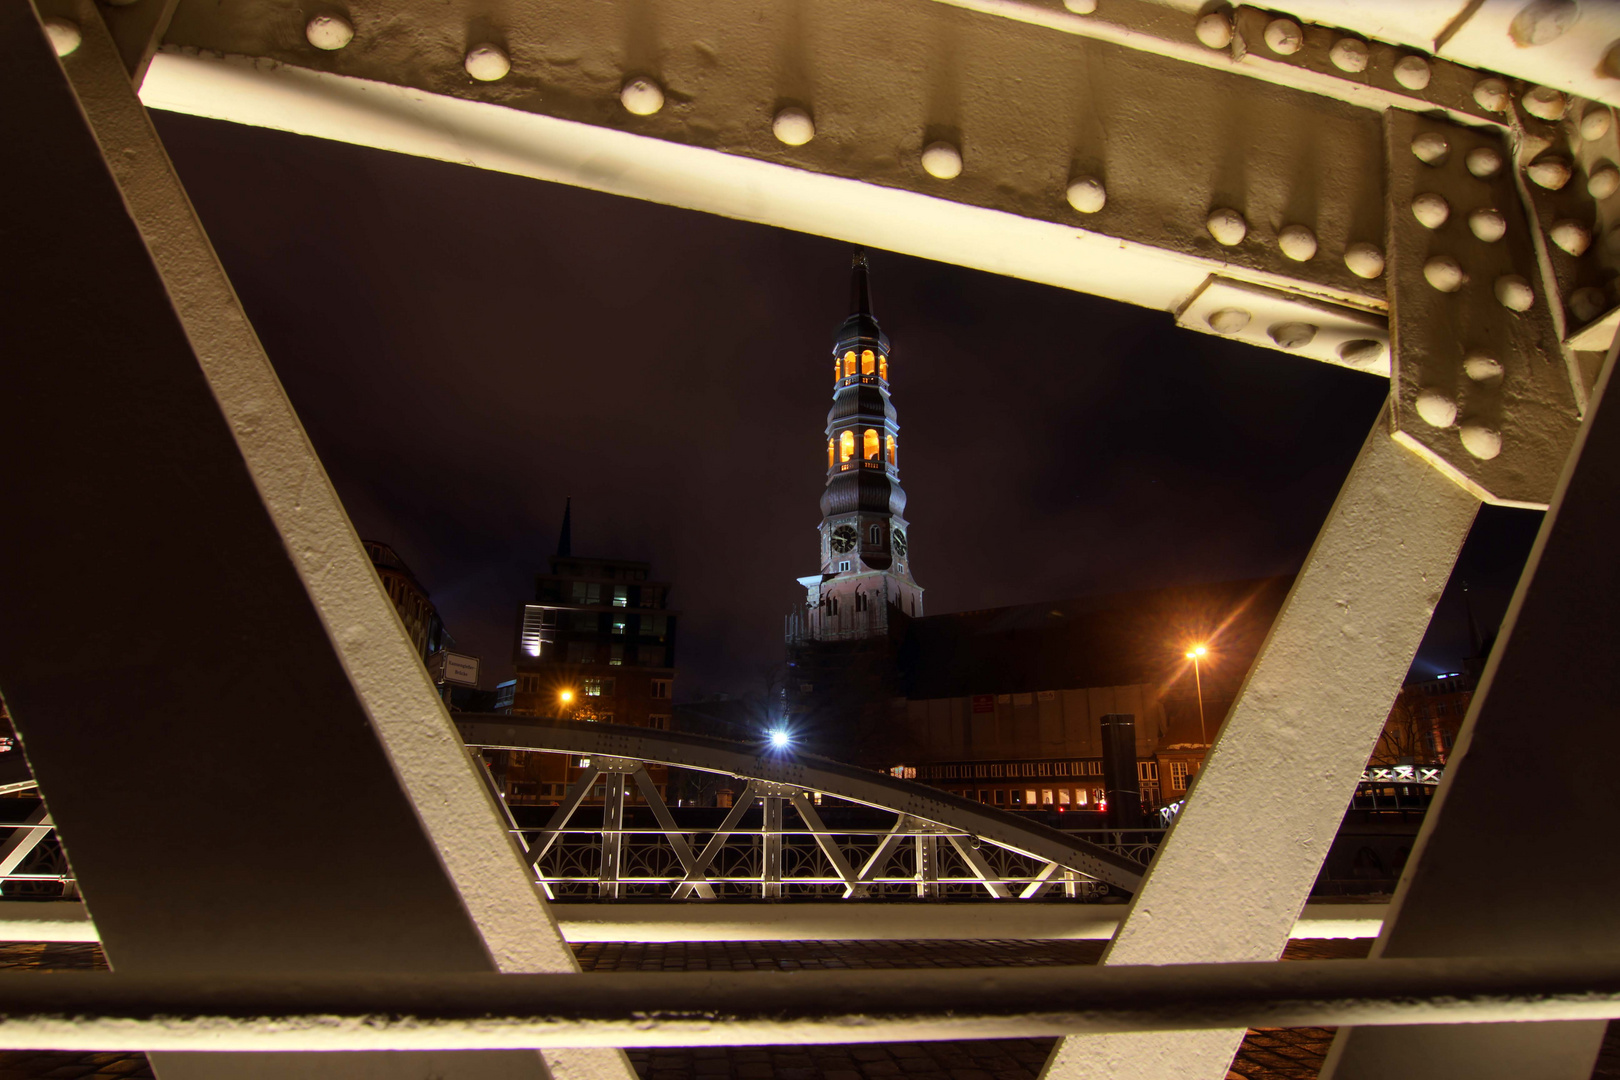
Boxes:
[0,937,1613,1079]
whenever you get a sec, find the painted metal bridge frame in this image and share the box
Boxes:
[459,716,1145,900]
[1,1,1618,1079]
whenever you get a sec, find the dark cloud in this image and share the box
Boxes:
[152,111,1535,697]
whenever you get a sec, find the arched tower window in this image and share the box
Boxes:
[869,524,881,544]
[843,351,857,378]
[863,429,879,460]
[839,430,854,462]
[833,359,841,384]
[861,349,875,375]
[879,354,888,381]
[886,434,897,464]
[827,439,834,468]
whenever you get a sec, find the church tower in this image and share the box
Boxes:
[789,252,923,643]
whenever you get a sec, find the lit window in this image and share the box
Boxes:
[1170,761,1190,791]
[863,429,879,460]
[827,439,834,468]
[886,434,896,464]
[612,586,628,608]
[1025,789,1037,805]
[861,349,875,375]
[833,359,841,384]
[1057,789,1070,805]
[843,351,857,377]
[879,354,888,380]
[1075,788,1087,805]
[839,431,854,462]
[611,619,626,635]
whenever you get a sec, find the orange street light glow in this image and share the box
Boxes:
[1186,645,1208,659]
[558,689,575,704]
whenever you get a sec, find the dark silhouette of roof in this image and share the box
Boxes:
[896,576,1293,699]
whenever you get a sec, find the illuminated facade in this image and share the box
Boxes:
[787,251,923,646]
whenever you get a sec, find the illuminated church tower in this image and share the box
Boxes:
[788,251,923,644]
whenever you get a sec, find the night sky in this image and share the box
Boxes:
[151,110,1543,698]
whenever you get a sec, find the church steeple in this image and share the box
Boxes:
[789,252,923,643]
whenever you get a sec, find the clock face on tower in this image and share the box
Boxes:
[892,528,908,557]
[830,524,859,554]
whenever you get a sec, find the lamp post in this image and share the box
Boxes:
[1185,645,1209,746]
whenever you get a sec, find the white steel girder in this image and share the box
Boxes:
[104,0,1614,505]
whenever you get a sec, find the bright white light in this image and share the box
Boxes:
[769,730,791,750]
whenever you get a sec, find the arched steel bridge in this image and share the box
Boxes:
[463,715,1145,900]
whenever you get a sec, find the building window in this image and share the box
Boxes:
[843,351,857,377]
[567,641,594,664]
[861,349,875,375]
[611,619,627,635]
[869,524,881,544]
[649,715,670,730]
[827,439,834,468]
[1138,761,1159,784]
[1169,761,1190,792]
[1074,788,1088,805]
[569,582,601,605]
[993,789,1006,805]
[613,586,628,608]
[1023,789,1038,805]
[609,644,623,666]
[879,354,888,381]
[833,359,841,384]
[863,428,879,460]
[837,560,851,572]
[583,677,615,697]
[855,592,867,612]
[596,712,614,724]
[652,679,672,699]
[1057,789,1070,805]
[885,434,896,464]
[572,610,598,631]
[839,430,854,462]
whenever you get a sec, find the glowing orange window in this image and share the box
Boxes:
[839,431,855,462]
[879,354,888,380]
[886,434,896,464]
[843,351,857,377]
[833,359,841,384]
[863,429,879,460]
[861,349,875,375]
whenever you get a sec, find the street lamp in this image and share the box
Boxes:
[1184,645,1209,746]
[768,729,792,751]
[558,689,574,715]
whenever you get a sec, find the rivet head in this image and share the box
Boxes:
[1589,165,1620,200]
[1526,157,1571,190]
[1393,55,1432,90]
[1264,18,1303,55]
[1415,390,1457,429]
[1338,339,1384,366]
[1549,220,1592,256]
[42,16,80,56]
[1466,146,1504,178]
[1509,0,1578,47]
[1411,132,1449,166]
[773,107,815,146]
[620,77,665,116]
[921,142,963,180]
[1278,225,1317,261]
[1206,208,1247,246]
[1459,424,1502,460]
[1330,38,1369,73]
[1195,12,1233,50]
[1344,243,1385,279]
[1207,308,1250,334]
[464,44,510,82]
[1495,275,1535,311]
[1570,287,1609,324]
[1411,193,1450,230]
[1474,77,1510,113]
[1066,177,1106,214]
[305,14,354,51]
[1063,0,1098,12]
[1424,256,1465,292]
[1269,322,1318,349]
[1522,85,1567,121]
[1468,209,1507,243]
[1581,108,1613,142]
[1464,353,1503,382]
